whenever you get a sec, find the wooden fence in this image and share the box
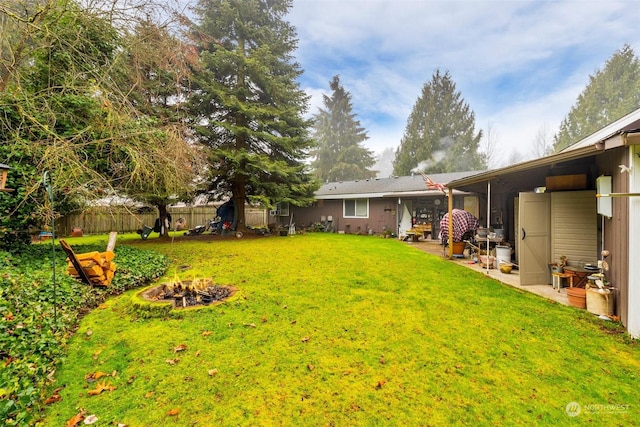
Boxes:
[56,206,269,236]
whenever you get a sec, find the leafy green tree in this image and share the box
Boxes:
[0,0,119,249]
[393,69,485,175]
[311,75,376,182]
[186,0,317,229]
[554,44,640,151]
[116,19,205,236]
[0,0,203,247]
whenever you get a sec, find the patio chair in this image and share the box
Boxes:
[138,225,153,240]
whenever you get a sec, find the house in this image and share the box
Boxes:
[288,171,482,238]
[446,108,640,338]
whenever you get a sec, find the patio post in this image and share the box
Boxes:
[486,181,491,274]
[447,187,453,259]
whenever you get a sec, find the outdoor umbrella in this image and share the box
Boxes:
[439,209,479,243]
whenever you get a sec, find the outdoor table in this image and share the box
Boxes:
[475,236,504,251]
[563,266,596,288]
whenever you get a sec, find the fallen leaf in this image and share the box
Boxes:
[83,414,98,424]
[202,331,212,336]
[208,368,219,377]
[379,356,386,365]
[92,349,102,360]
[85,330,93,337]
[145,391,154,398]
[167,408,180,416]
[261,316,268,323]
[47,370,57,381]
[195,350,201,357]
[44,393,61,405]
[174,344,187,353]
[85,371,110,381]
[66,410,86,427]
[375,380,386,389]
[301,336,310,342]
[87,379,116,396]
[166,358,179,365]
[117,424,128,427]
[307,363,314,371]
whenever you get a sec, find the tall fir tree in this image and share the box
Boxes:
[311,75,376,182]
[553,44,640,151]
[393,70,485,175]
[187,0,317,229]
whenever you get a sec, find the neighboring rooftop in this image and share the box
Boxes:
[316,171,484,199]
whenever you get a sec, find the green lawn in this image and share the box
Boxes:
[42,233,639,426]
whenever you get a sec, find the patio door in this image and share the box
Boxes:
[518,192,550,285]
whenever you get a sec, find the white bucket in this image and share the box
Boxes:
[496,246,511,266]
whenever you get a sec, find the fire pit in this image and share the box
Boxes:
[141,279,236,308]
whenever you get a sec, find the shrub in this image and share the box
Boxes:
[0,243,167,426]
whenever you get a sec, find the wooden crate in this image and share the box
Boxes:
[545,174,587,191]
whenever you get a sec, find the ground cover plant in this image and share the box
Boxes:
[0,239,168,426]
[42,233,639,425]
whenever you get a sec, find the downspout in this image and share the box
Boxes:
[397,197,401,238]
[448,187,453,259]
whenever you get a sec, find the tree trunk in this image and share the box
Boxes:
[157,204,169,237]
[233,37,247,232]
[232,181,246,231]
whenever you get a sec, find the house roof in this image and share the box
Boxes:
[316,171,483,199]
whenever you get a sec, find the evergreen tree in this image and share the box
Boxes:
[393,70,485,175]
[554,44,640,151]
[187,0,317,229]
[311,75,376,182]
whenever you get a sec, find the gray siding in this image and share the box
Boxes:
[596,148,629,326]
[550,191,598,266]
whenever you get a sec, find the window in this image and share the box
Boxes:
[277,202,289,216]
[344,199,368,218]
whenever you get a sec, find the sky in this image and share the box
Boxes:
[287,0,640,169]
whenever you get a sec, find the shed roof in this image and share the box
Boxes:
[316,171,483,199]
[447,107,640,191]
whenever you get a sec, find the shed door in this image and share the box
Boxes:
[519,192,551,285]
[550,191,597,265]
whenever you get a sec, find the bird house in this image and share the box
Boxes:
[0,163,13,192]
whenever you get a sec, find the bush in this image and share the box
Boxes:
[0,243,167,426]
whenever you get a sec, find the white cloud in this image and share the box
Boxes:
[290,0,640,159]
